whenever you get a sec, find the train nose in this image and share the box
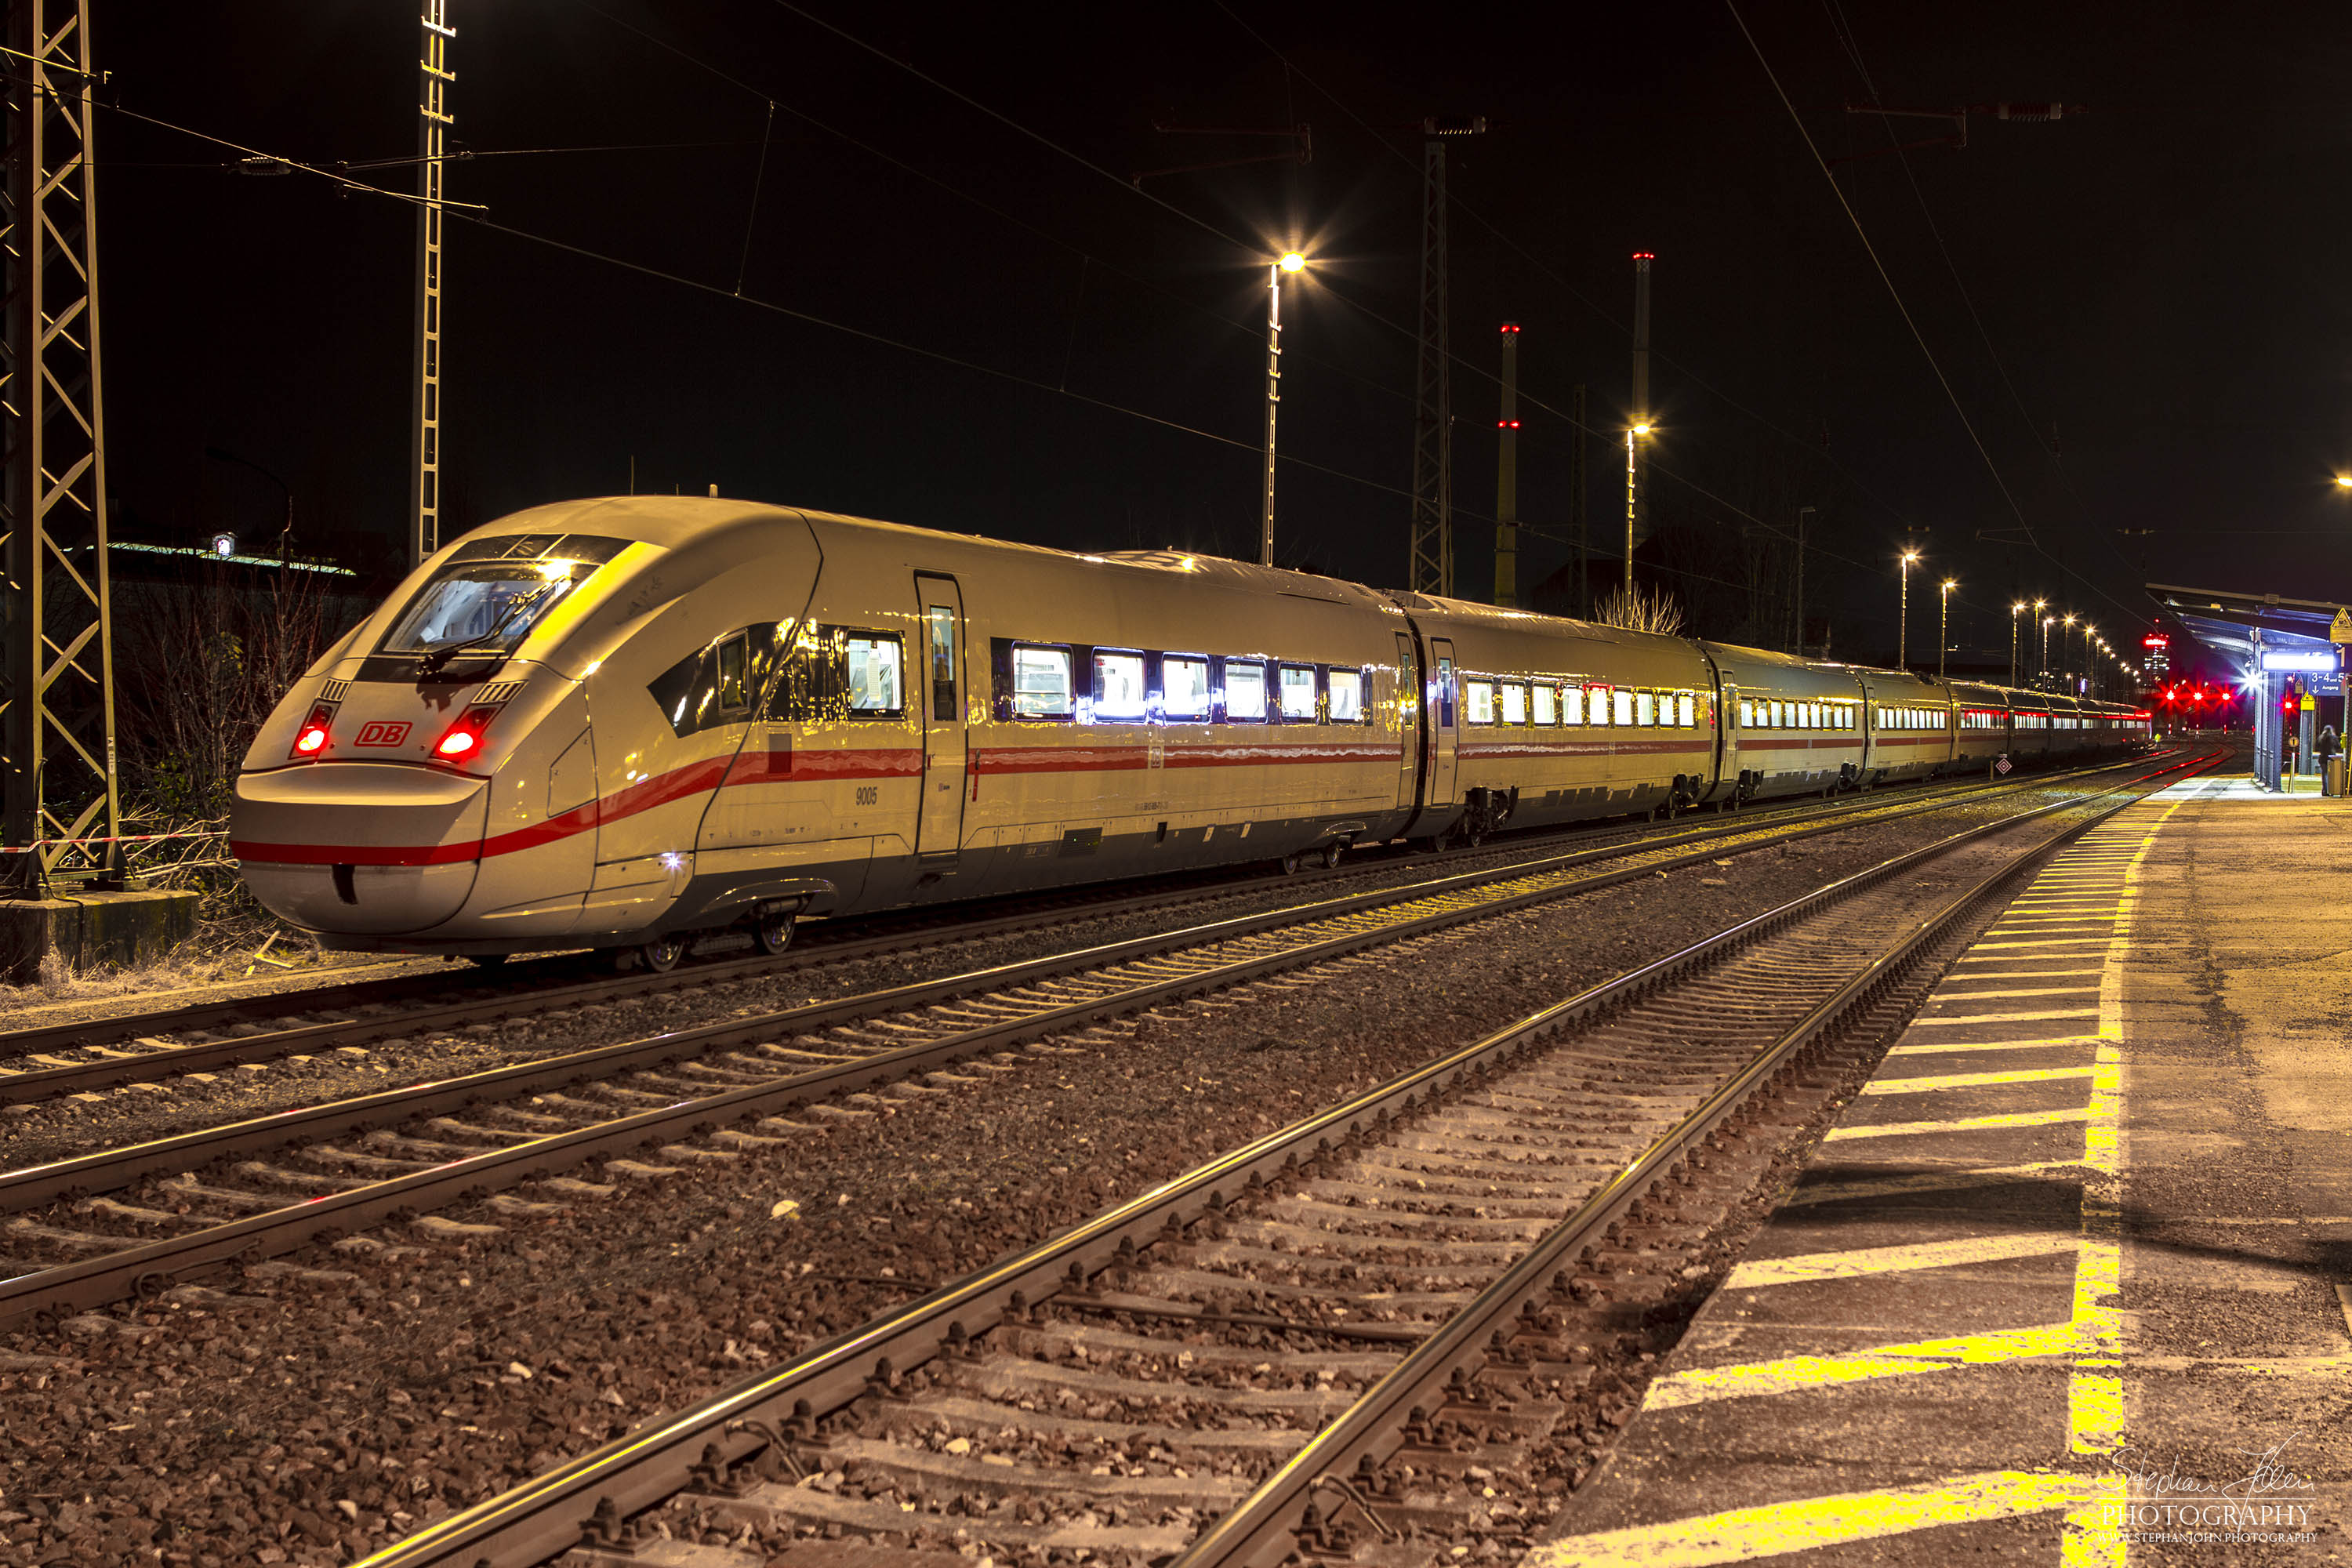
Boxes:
[231,762,488,935]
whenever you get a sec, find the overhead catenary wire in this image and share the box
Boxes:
[1721,4,2042,539]
[96,95,1432,544]
[1819,0,2152,633]
[573,0,1419,416]
[1205,0,1944,547]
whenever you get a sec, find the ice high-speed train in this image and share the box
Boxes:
[230,499,2151,968]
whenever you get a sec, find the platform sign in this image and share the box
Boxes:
[2332,608,2352,644]
[2303,693,2319,712]
[1994,755,2012,775]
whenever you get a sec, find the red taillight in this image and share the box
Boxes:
[288,702,336,760]
[430,704,502,763]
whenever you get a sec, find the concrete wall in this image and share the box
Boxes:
[0,888,203,985]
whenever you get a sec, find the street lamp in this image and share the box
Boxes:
[2062,613,2078,688]
[1624,422,1654,593]
[1940,579,1957,679]
[2041,615,2056,684]
[1898,549,1921,669]
[2010,601,2027,686]
[1258,250,1307,568]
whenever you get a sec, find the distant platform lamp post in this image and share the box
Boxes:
[1258,251,1305,568]
[2009,601,2027,686]
[2041,614,2056,686]
[1940,579,1957,679]
[1624,423,1653,592]
[2062,613,2078,689]
[1897,549,1921,669]
[204,446,292,566]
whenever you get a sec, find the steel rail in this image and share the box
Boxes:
[347,748,2210,1568]
[1167,750,2205,1568]
[0,753,2109,1325]
[0,750,2170,1102]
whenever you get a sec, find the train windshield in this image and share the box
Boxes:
[380,558,599,659]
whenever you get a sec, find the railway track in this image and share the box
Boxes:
[346,747,2212,1568]
[0,753,2191,1329]
[0,752,2171,1104]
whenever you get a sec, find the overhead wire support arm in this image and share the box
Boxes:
[1832,101,2085,165]
[1131,122,1308,186]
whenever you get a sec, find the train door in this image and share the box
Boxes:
[1428,636,1459,807]
[1707,652,1738,797]
[1394,632,1421,811]
[913,572,967,862]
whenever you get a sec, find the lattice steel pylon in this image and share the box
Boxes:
[1406,136,1451,597]
[0,0,118,892]
[1406,116,1484,598]
[410,0,453,567]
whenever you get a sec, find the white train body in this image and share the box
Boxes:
[230,499,2150,956]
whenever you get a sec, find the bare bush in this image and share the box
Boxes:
[1590,583,1688,637]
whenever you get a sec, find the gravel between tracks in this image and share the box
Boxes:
[0,783,2096,1567]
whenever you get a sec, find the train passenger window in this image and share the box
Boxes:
[1464,679,1495,724]
[1091,652,1147,720]
[1738,699,1753,728]
[1279,664,1319,721]
[845,635,905,715]
[1011,645,1072,718]
[1329,668,1365,723]
[1635,691,1654,726]
[1532,684,1556,724]
[1563,685,1584,724]
[927,608,956,720]
[1679,694,1696,727]
[1225,659,1268,721]
[1501,682,1527,724]
[1610,688,1631,725]
[1163,655,1212,720]
[716,633,750,713]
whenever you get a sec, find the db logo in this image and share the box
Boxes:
[355,720,413,747]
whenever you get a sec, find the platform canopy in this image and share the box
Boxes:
[2146,581,2344,673]
[2148,582,2347,788]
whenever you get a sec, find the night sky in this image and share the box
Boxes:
[96,2,2352,682]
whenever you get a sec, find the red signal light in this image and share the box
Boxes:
[430,702,505,764]
[287,702,336,760]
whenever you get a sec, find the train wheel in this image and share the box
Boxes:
[1320,843,1343,870]
[640,933,688,973]
[1279,851,1305,875]
[753,913,796,957]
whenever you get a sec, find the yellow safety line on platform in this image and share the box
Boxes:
[1922,985,2100,1002]
[1907,1008,2100,1026]
[1640,1322,2080,1410]
[1530,804,2187,1568]
[1521,1470,2115,1568]
[1823,1107,2089,1140]
[1722,1232,2079,1289]
[1947,965,2106,978]
[1861,1065,2099,1094]
[1781,1161,2082,1207]
[1886,1035,2101,1055]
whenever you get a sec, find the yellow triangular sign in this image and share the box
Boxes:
[2334,608,2352,644]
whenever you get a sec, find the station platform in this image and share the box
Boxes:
[1527,771,2352,1565]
